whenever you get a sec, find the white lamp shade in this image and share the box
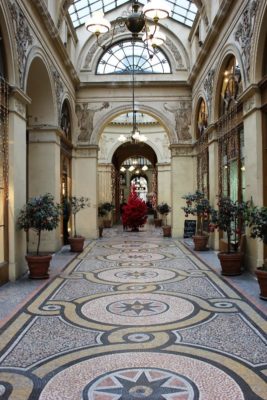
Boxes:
[143,0,171,20]
[132,129,141,140]
[118,134,127,142]
[139,134,148,142]
[85,11,111,34]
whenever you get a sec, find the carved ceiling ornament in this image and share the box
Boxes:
[164,38,184,69]
[234,0,259,83]
[8,0,33,88]
[52,68,64,125]
[203,68,215,114]
[164,100,192,142]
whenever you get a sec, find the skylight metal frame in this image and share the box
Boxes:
[68,0,197,28]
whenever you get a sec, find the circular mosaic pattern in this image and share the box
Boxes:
[86,368,196,399]
[214,302,234,308]
[80,293,194,326]
[39,352,245,400]
[111,243,159,250]
[96,267,176,283]
[107,299,168,317]
[105,252,166,262]
[126,333,153,343]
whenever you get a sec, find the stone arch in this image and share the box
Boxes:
[192,92,208,140]
[91,104,176,146]
[250,0,267,82]
[102,131,166,165]
[79,26,189,74]
[212,44,245,121]
[0,3,18,84]
[25,48,57,126]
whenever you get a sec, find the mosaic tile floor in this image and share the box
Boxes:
[0,227,267,399]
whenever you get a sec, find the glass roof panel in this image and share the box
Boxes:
[96,40,171,74]
[69,0,197,28]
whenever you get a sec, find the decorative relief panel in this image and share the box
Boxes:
[164,101,192,141]
[75,102,110,142]
[8,0,33,88]
[203,69,215,115]
[165,38,185,69]
[52,68,64,125]
[234,0,259,83]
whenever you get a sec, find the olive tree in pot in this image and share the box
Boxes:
[17,193,61,279]
[210,196,248,276]
[68,196,90,252]
[98,205,108,237]
[100,202,115,228]
[247,205,267,300]
[182,190,214,251]
[157,202,172,237]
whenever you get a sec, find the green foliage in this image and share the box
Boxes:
[98,206,108,218]
[182,190,214,235]
[17,193,61,255]
[157,202,171,215]
[157,202,171,226]
[69,196,90,237]
[247,205,267,242]
[100,202,115,213]
[210,196,248,253]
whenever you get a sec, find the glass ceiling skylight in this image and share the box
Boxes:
[68,0,197,28]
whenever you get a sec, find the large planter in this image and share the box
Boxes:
[193,235,209,251]
[69,236,85,252]
[162,225,172,237]
[25,254,52,279]
[255,267,267,300]
[218,252,243,276]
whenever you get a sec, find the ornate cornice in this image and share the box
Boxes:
[169,144,194,157]
[8,0,33,88]
[234,0,259,84]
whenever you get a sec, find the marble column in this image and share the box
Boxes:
[72,145,99,238]
[170,144,195,237]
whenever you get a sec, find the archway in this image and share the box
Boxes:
[98,111,171,225]
[112,143,158,223]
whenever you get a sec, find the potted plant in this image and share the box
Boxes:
[100,202,115,228]
[182,190,213,250]
[157,202,172,237]
[68,196,90,252]
[98,205,108,237]
[247,205,267,299]
[17,193,61,279]
[210,196,248,275]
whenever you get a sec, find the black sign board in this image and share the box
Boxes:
[184,220,196,238]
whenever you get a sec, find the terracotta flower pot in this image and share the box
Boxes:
[68,236,85,252]
[255,267,267,300]
[162,225,172,237]
[193,235,209,251]
[218,252,243,276]
[25,254,52,279]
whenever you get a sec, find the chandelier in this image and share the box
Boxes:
[118,39,148,143]
[85,0,170,51]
